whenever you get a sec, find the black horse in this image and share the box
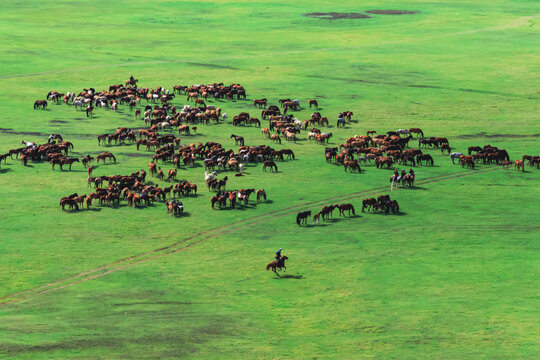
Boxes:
[296,210,311,226]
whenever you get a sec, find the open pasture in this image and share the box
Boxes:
[0,0,539,358]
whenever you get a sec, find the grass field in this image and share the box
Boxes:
[1,0,539,358]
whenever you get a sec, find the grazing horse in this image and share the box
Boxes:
[337,118,346,128]
[441,143,451,154]
[270,134,281,144]
[309,99,318,108]
[34,100,47,109]
[344,160,360,172]
[21,140,36,148]
[253,98,267,108]
[296,211,311,226]
[515,160,525,172]
[375,156,393,169]
[48,134,63,143]
[362,198,377,212]
[256,189,267,202]
[262,161,278,172]
[96,152,116,163]
[409,128,424,137]
[231,134,244,146]
[337,203,355,216]
[450,152,463,164]
[266,255,288,276]
[468,146,482,155]
[416,154,434,166]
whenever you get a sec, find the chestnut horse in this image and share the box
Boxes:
[266,255,288,276]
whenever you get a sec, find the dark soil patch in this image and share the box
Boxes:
[185,62,238,70]
[454,132,540,139]
[366,10,419,15]
[0,128,46,136]
[122,153,150,158]
[304,12,371,20]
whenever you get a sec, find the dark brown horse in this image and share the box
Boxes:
[263,161,278,172]
[34,100,47,109]
[309,99,318,108]
[337,203,355,216]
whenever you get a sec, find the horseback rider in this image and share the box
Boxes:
[393,169,399,181]
[129,74,134,84]
[409,168,415,176]
[401,169,406,181]
[275,248,282,266]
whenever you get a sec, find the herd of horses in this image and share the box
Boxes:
[0,77,528,226]
[296,195,399,226]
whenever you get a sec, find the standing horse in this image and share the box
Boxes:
[266,255,288,276]
[296,211,311,226]
[309,99,318,108]
[231,134,244,146]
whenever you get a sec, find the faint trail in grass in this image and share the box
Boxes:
[0,167,501,307]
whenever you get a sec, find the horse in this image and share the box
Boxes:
[416,154,434,166]
[409,128,424,137]
[86,106,94,117]
[48,134,63,143]
[96,152,116,163]
[337,118,346,128]
[263,161,278,172]
[362,198,377,212]
[375,156,393,169]
[515,160,525,172]
[256,189,267,202]
[167,167,178,180]
[231,134,244,146]
[397,129,410,136]
[34,100,47,110]
[309,99,318,108]
[296,211,311,226]
[21,140,36,148]
[270,134,281,144]
[253,98,267,108]
[450,152,463,164]
[441,143,451,154]
[337,203,355,216]
[344,160,360,172]
[60,158,79,171]
[266,255,288,276]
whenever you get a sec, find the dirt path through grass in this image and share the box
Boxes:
[0,167,500,307]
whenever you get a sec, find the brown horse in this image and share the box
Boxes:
[96,152,116,163]
[515,160,525,172]
[337,203,355,216]
[375,156,393,169]
[167,167,177,180]
[409,128,424,137]
[60,198,79,211]
[34,100,47,109]
[309,99,318,108]
[256,189,267,202]
[253,98,267,108]
[266,255,288,276]
[263,161,278,172]
[344,160,360,172]
[362,198,377,212]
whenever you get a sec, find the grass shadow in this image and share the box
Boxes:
[0,168,12,173]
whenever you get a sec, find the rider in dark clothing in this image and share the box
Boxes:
[401,169,406,178]
[129,75,134,83]
[275,248,282,265]
[409,168,415,176]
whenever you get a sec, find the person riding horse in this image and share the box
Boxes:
[275,248,282,266]
[129,75,135,84]
[409,168,415,176]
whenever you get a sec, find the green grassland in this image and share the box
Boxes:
[0,0,539,358]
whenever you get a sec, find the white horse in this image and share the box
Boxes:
[293,118,303,129]
[73,100,84,110]
[222,112,228,121]
[308,132,317,140]
[205,171,217,182]
[21,140,36,148]
[238,163,244,174]
[158,122,171,130]
[397,129,410,136]
[450,152,463,164]
[111,102,118,111]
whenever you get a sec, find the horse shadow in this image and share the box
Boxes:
[408,186,427,190]
[259,199,274,204]
[304,223,330,228]
[0,168,12,173]
[84,207,102,212]
[275,274,304,280]
[172,211,191,218]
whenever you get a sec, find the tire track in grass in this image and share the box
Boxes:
[0,167,500,307]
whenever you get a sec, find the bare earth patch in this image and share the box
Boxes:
[304,12,371,20]
[366,10,419,15]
